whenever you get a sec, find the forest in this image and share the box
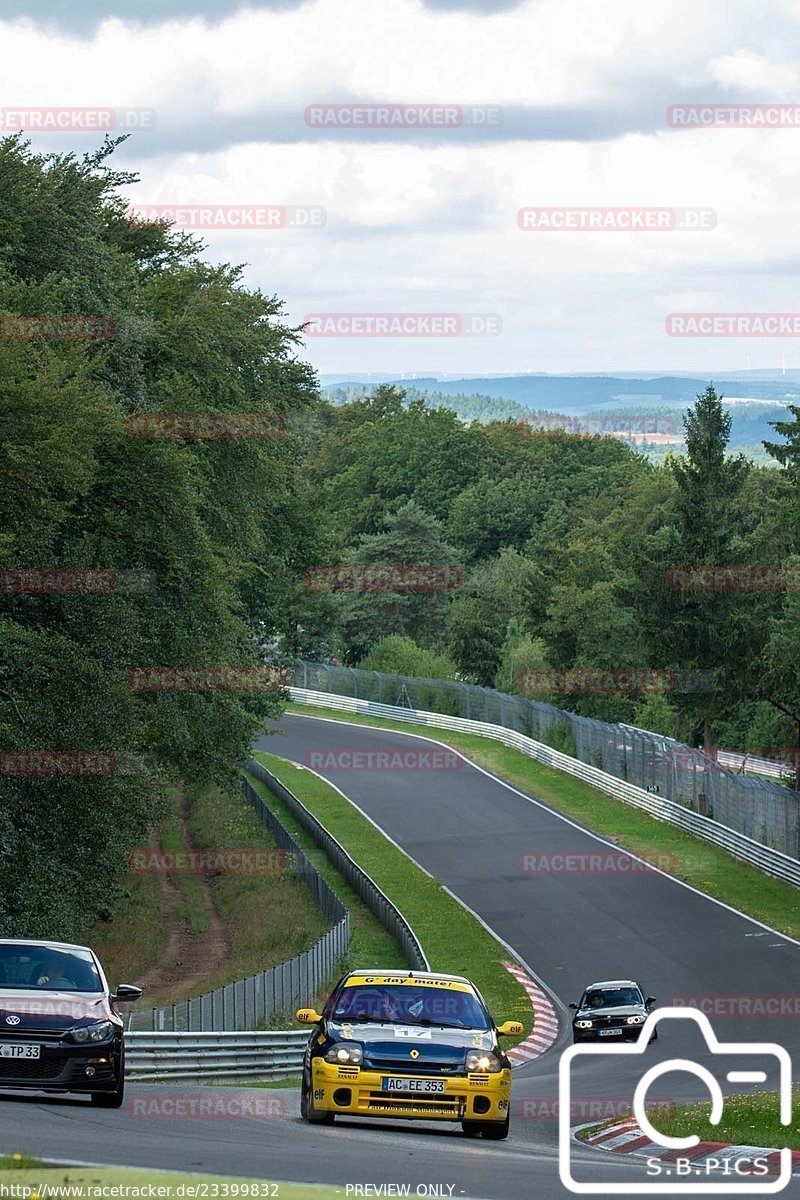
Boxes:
[2,134,799,939]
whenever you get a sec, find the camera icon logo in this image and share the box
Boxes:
[558,1008,792,1194]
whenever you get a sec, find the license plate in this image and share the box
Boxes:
[381,1077,445,1093]
[0,1043,40,1059]
[598,1029,622,1037]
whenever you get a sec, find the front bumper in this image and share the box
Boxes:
[311,1059,511,1122]
[572,1026,642,1042]
[0,1037,122,1094]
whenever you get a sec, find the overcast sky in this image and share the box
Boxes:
[4,0,800,377]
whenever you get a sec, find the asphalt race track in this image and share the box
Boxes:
[3,712,798,1199]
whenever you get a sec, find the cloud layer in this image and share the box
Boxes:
[4,0,800,374]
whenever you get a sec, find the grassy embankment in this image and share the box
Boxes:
[283,703,800,941]
[249,753,532,1036]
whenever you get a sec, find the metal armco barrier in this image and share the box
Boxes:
[288,686,800,889]
[245,758,429,970]
[291,660,799,862]
[129,779,350,1032]
[125,1030,309,1081]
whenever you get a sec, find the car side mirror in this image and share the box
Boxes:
[496,1020,524,1037]
[568,1003,578,1010]
[296,1008,323,1024]
[115,984,143,1002]
[646,996,656,1007]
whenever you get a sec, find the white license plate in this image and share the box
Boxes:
[598,1029,623,1037]
[0,1043,40,1059]
[381,1077,445,1093]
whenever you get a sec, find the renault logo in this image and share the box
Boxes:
[409,1048,419,1059]
[5,1016,20,1026]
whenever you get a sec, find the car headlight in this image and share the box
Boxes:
[66,1020,114,1044]
[577,1020,594,1029]
[465,1050,502,1073]
[324,1042,363,1065]
[626,1016,643,1025]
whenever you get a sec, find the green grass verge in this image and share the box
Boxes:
[281,703,800,941]
[184,783,332,995]
[0,1166,341,1198]
[241,770,408,1026]
[249,753,532,1042]
[162,802,209,937]
[91,781,334,1007]
[588,1088,799,1151]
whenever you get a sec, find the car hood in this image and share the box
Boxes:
[326,1018,495,1058]
[576,1004,645,1019]
[0,990,112,1033]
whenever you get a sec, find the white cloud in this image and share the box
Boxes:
[4,0,800,372]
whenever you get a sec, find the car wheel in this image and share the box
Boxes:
[91,1080,124,1108]
[649,1028,658,1044]
[481,1115,510,1140]
[301,1070,334,1124]
[461,1120,483,1137]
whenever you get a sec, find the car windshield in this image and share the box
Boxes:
[330,984,490,1030]
[584,986,642,1009]
[0,944,103,993]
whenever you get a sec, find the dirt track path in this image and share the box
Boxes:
[135,782,230,1009]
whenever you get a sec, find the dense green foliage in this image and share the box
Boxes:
[4,136,799,946]
[0,136,319,937]
[297,384,800,772]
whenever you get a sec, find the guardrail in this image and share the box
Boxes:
[125,1030,308,1081]
[718,750,795,781]
[288,686,800,889]
[245,758,429,970]
[291,660,799,862]
[128,777,351,1032]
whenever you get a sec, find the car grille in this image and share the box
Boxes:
[0,1029,65,1041]
[363,1092,464,1116]
[0,1055,66,1079]
[366,1057,458,1074]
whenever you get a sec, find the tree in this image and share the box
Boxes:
[446,548,547,685]
[334,501,462,662]
[0,135,317,937]
[359,636,457,679]
[641,386,751,751]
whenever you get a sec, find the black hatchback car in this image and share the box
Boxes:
[570,979,656,1043]
[0,939,141,1106]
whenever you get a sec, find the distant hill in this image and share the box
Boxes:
[321,379,793,461]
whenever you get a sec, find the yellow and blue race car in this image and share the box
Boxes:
[296,969,524,1139]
